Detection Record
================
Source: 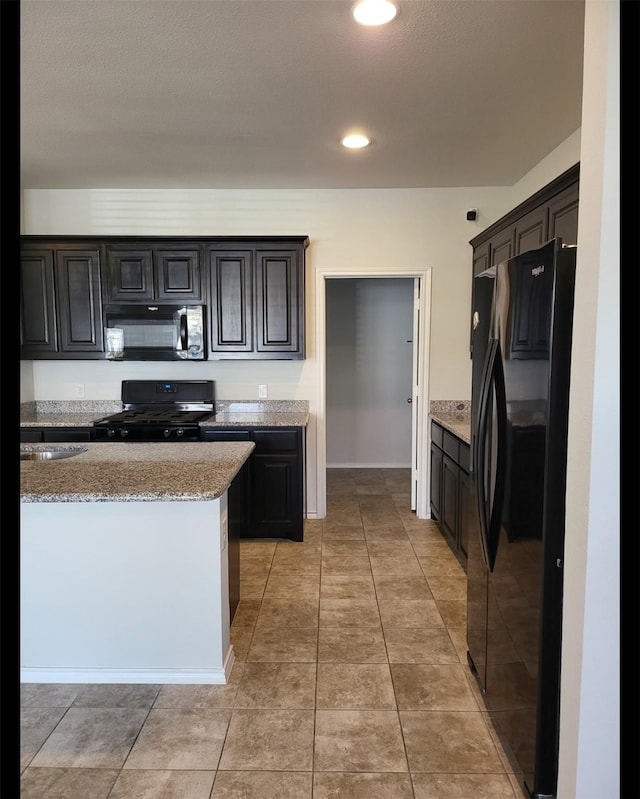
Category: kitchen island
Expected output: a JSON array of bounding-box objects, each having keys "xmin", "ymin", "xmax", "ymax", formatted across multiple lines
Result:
[{"xmin": 20, "ymin": 441, "xmax": 254, "ymax": 685}]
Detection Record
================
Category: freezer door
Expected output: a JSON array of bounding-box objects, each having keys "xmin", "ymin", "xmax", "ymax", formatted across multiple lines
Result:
[{"xmin": 466, "ymin": 270, "xmax": 497, "ymax": 694}]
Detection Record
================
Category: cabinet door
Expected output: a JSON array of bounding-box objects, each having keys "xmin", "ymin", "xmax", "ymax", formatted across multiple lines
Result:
[
  {"xmin": 430, "ymin": 443, "xmax": 442, "ymax": 521},
  {"xmin": 458, "ymin": 464, "xmax": 471, "ymax": 568},
  {"xmin": 155, "ymin": 247, "xmax": 202, "ymax": 301},
  {"xmin": 55, "ymin": 249, "xmax": 104, "ymax": 354},
  {"xmin": 470, "ymin": 242, "xmax": 490, "ymax": 355},
  {"xmin": 20, "ymin": 249, "xmax": 58, "ymax": 356},
  {"xmin": 255, "ymin": 250, "xmax": 304, "ymax": 357},
  {"xmin": 472, "ymin": 242, "xmax": 490, "ymax": 277},
  {"xmin": 251, "ymin": 454, "xmax": 302, "ymax": 540},
  {"xmin": 514, "ymin": 206, "xmax": 547, "ymax": 255},
  {"xmin": 208, "ymin": 250, "xmax": 254, "ymax": 355},
  {"xmin": 251, "ymin": 429, "xmax": 303, "ymax": 541},
  {"xmin": 490, "ymin": 228, "xmax": 515, "ymax": 267},
  {"xmin": 547, "ymin": 183, "xmax": 579, "ymax": 247},
  {"xmin": 105, "ymin": 248, "xmax": 154, "ymax": 302},
  {"xmin": 441, "ymin": 454, "xmax": 459, "ymax": 551},
  {"xmin": 227, "ymin": 460, "xmax": 250, "ymax": 621}
]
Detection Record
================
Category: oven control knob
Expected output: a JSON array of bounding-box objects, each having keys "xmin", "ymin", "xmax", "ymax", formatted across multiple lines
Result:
[
  {"xmin": 163, "ymin": 429, "xmax": 172, "ymax": 438},
  {"xmin": 176, "ymin": 428, "xmax": 185, "ymax": 437},
  {"xmin": 120, "ymin": 429, "xmax": 129, "ymax": 438},
  {"xmin": 107, "ymin": 429, "xmax": 116, "ymax": 439}
]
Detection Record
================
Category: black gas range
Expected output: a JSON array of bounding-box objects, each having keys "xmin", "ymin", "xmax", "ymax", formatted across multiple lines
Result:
[{"xmin": 93, "ymin": 380, "xmax": 215, "ymax": 441}]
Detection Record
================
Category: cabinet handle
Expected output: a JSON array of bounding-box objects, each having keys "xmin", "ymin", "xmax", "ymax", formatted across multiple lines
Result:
[{"xmin": 407, "ymin": 398, "xmax": 412, "ymax": 403}]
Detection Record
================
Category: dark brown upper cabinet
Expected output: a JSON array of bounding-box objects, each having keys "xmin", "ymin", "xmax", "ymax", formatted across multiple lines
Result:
[
  {"xmin": 490, "ymin": 227, "xmax": 515, "ymax": 268},
  {"xmin": 21, "ymin": 235, "xmax": 309, "ymax": 361},
  {"xmin": 547, "ymin": 184, "xmax": 580, "ymax": 246},
  {"xmin": 206, "ymin": 238, "xmax": 307, "ymax": 360},
  {"xmin": 208, "ymin": 249, "xmax": 254, "ymax": 354},
  {"xmin": 20, "ymin": 243, "xmax": 104, "ymax": 359},
  {"xmin": 514, "ymin": 206, "xmax": 547, "ymax": 255},
  {"xmin": 255, "ymin": 249, "xmax": 303, "ymax": 356},
  {"xmin": 469, "ymin": 163, "xmax": 579, "ymax": 355},
  {"xmin": 105, "ymin": 243, "xmax": 203, "ymax": 303}
]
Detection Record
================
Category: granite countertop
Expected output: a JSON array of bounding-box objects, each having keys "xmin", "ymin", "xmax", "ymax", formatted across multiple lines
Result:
[
  {"xmin": 430, "ymin": 412, "xmax": 471, "ymax": 445},
  {"xmin": 20, "ymin": 441, "xmax": 255, "ymax": 503},
  {"xmin": 20, "ymin": 400, "xmax": 310, "ymax": 428},
  {"xmin": 429, "ymin": 401, "xmax": 471, "ymax": 445},
  {"xmin": 205, "ymin": 411, "xmax": 309, "ymax": 427},
  {"xmin": 20, "ymin": 402, "xmax": 122, "ymax": 427}
]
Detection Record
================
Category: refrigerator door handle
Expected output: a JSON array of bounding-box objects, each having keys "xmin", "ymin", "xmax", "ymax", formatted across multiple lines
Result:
[
  {"xmin": 474, "ymin": 338, "xmax": 508, "ymax": 573},
  {"xmin": 474, "ymin": 339, "xmax": 496, "ymax": 570},
  {"xmin": 485, "ymin": 341, "xmax": 507, "ymax": 572}
]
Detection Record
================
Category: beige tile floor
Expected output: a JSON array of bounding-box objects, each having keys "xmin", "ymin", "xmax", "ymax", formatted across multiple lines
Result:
[{"xmin": 20, "ymin": 468, "xmax": 525, "ymax": 799}]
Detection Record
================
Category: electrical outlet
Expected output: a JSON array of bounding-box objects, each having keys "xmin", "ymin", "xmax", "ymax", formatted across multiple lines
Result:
[
  {"xmin": 221, "ymin": 516, "xmax": 228, "ymax": 551},
  {"xmin": 74, "ymin": 383, "xmax": 85, "ymax": 399},
  {"xmin": 258, "ymin": 384, "xmax": 268, "ymax": 399}
]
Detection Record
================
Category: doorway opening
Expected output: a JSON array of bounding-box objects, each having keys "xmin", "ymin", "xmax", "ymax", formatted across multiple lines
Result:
[{"xmin": 315, "ymin": 266, "xmax": 432, "ymax": 519}]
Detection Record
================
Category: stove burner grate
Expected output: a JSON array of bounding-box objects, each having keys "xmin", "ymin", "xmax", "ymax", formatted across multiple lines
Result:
[{"xmin": 96, "ymin": 410, "xmax": 213, "ymax": 426}]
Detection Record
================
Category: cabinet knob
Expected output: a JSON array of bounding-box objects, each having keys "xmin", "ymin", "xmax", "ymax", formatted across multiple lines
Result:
[{"xmin": 407, "ymin": 398, "xmax": 412, "ymax": 404}]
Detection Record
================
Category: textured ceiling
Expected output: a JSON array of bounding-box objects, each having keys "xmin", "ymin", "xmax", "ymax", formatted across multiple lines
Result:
[{"xmin": 20, "ymin": 0, "xmax": 585, "ymax": 190}]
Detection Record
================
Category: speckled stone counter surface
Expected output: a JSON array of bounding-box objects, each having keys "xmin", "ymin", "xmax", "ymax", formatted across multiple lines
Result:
[
  {"xmin": 20, "ymin": 441, "xmax": 254, "ymax": 503},
  {"xmin": 206, "ymin": 400, "xmax": 309, "ymax": 428},
  {"xmin": 20, "ymin": 400, "xmax": 309, "ymax": 428},
  {"xmin": 429, "ymin": 400, "xmax": 471, "ymax": 445},
  {"xmin": 20, "ymin": 400, "xmax": 123, "ymax": 427}
]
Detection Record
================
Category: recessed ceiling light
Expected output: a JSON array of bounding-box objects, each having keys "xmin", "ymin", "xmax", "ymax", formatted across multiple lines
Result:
[
  {"xmin": 341, "ymin": 134, "xmax": 371, "ymax": 149},
  {"xmin": 352, "ymin": 0, "xmax": 398, "ymax": 26}
]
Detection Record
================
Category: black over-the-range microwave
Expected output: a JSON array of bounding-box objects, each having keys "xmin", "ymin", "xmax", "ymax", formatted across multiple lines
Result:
[{"xmin": 103, "ymin": 304, "xmax": 206, "ymax": 361}]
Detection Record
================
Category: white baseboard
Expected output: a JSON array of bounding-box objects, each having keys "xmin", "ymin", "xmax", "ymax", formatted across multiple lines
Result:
[
  {"xmin": 326, "ymin": 462, "xmax": 412, "ymax": 468},
  {"xmin": 21, "ymin": 647, "xmax": 236, "ymax": 685}
]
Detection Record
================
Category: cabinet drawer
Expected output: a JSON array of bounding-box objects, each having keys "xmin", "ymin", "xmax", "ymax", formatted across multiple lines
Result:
[
  {"xmin": 431, "ymin": 422, "xmax": 444, "ymax": 449},
  {"xmin": 252, "ymin": 429, "xmax": 299, "ymax": 452},
  {"xmin": 201, "ymin": 428, "xmax": 251, "ymax": 442},
  {"xmin": 458, "ymin": 441, "xmax": 470, "ymax": 473},
  {"xmin": 21, "ymin": 427, "xmax": 93, "ymax": 443},
  {"xmin": 442, "ymin": 430, "xmax": 459, "ymax": 462},
  {"xmin": 20, "ymin": 429, "xmax": 43, "ymax": 443}
]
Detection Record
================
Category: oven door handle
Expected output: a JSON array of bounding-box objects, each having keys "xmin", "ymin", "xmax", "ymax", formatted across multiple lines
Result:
[{"xmin": 179, "ymin": 311, "xmax": 188, "ymax": 352}]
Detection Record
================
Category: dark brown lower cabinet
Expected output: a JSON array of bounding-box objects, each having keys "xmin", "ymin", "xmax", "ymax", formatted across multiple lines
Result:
[
  {"xmin": 430, "ymin": 443, "xmax": 443, "ymax": 523},
  {"xmin": 430, "ymin": 420, "xmax": 470, "ymax": 571},
  {"xmin": 201, "ymin": 426, "xmax": 304, "ymax": 542},
  {"xmin": 226, "ymin": 459, "xmax": 250, "ymax": 622}
]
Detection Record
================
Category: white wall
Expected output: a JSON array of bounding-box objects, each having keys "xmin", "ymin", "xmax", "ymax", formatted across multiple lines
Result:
[
  {"xmin": 557, "ymin": 1, "xmax": 619, "ymax": 796},
  {"xmin": 326, "ymin": 278, "xmax": 413, "ymax": 467}
]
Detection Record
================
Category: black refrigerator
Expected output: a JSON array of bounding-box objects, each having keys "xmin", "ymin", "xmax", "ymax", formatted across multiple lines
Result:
[{"xmin": 466, "ymin": 238, "xmax": 577, "ymax": 799}]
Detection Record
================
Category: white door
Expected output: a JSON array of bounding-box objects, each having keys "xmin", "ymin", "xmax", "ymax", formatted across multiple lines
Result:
[
  {"xmin": 315, "ymin": 266, "xmax": 432, "ymax": 520},
  {"xmin": 410, "ymin": 278, "xmax": 420, "ymax": 510}
]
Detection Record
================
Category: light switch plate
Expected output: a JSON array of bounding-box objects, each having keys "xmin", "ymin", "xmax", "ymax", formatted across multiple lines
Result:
[{"xmin": 258, "ymin": 384, "xmax": 268, "ymax": 399}]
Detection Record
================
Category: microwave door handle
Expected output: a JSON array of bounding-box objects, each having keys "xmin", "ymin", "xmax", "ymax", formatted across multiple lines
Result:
[{"xmin": 179, "ymin": 311, "xmax": 188, "ymax": 351}]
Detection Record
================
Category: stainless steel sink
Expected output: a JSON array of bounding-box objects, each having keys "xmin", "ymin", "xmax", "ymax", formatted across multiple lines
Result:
[{"xmin": 20, "ymin": 446, "xmax": 88, "ymax": 462}]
